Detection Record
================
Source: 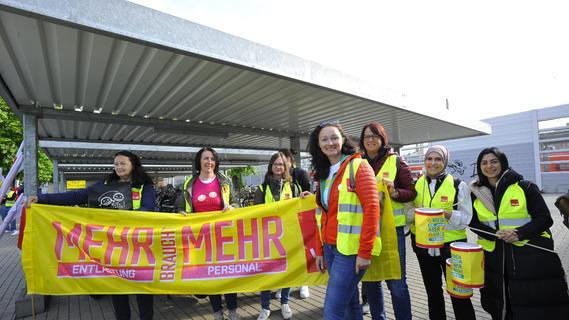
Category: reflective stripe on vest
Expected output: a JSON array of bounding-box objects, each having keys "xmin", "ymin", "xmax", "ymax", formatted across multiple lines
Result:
[
  {"xmin": 259, "ymin": 181, "xmax": 293, "ymax": 203},
  {"xmin": 413, "ymin": 174, "xmax": 467, "ymax": 242},
  {"xmin": 335, "ymin": 158, "xmax": 382, "ymax": 256},
  {"xmin": 377, "ymin": 155, "xmax": 406, "ymax": 227},
  {"xmin": 473, "ymin": 182, "xmax": 550, "ymax": 252},
  {"xmin": 183, "ymin": 175, "xmax": 231, "ymax": 212}
]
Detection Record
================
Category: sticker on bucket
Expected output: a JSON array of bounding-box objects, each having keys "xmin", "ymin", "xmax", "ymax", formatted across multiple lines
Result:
[
  {"xmin": 446, "ymin": 258, "xmax": 473, "ymax": 299},
  {"xmin": 415, "ymin": 208, "xmax": 445, "ymax": 248},
  {"xmin": 450, "ymin": 242, "xmax": 484, "ymax": 289}
]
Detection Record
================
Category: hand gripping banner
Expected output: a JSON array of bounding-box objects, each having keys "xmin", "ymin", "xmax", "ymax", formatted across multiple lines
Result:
[{"xmin": 22, "ymin": 196, "xmax": 327, "ymax": 295}]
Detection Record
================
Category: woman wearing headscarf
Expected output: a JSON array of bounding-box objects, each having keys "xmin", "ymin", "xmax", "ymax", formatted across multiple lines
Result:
[
  {"xmin": 358, "ymin": 122, "xmax": 415, "ymax": 320},
  {"xmin": 406, "ymin": 145, "xmax": 475, "ymax": 320},
  {"xmin": 469, "ymin": 147, "xmax": 569, "ymax": 319}
]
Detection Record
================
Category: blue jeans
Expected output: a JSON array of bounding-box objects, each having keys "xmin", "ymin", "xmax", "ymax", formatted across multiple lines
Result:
[
  {"xmin": 261, "ymin": 288, "xmax": 291, "ymax": 309},
  {"xmin": 323, "ymin": 244, "xmax": 366, "ymax": 320},
  {"xmin": 0, "ymin": 205, "xmax": 16, "ymax": 231},
  {"xmin": 362, "ymin": 227, "xmax": 412, "ymax": 320}
]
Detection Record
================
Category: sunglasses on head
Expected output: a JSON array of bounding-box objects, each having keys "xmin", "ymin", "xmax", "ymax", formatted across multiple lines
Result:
[{"xmin": 319, "ymin": 119, "xmax": 340, "ymax": 127}]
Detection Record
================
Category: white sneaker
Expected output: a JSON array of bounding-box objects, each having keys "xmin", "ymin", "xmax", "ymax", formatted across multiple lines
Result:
[
  {"xmin": 274, "ymin": 289, "xmax": 282, "ymax": 299},
  {"xmin": 228, "ymin": 309, "xmax": 240, "ymax": 320},
  {"xmin": 299, "ymin": 286, "xmax": 309, "ymax": 299},
  {"xmin": 257, "ymin": 308, "xmax": 270, "ymax": 320},
  {"xmin": 362, "ymin": 302, "xmax": 370, "ymax": 315},
  {"xmin": 10, "ymin": 230, "xmax": 19, "ymax": 236},
  {"xmin": 213, "ymin": 310, "xmax": 225, "ymax": 320},
  {"xmin": 281, "ymin": 303, "xmax": 292, "ymax": 319}
]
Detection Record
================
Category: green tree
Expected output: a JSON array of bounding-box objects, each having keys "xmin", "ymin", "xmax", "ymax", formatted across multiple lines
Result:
[
  {"xmin": 226, "ymin": 165, "xmax": 257, "ymax": 190},
  {"xmin": 0, "ymin": 98, "xmax": 52, "ymax": 183}
]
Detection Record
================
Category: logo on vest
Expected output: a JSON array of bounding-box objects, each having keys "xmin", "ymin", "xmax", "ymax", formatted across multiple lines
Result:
[
  {"xmin": 383, "ymin": 172, "xmax": 389, "ymax": 178},
  {"xmin": 510, "ymin": 199, "xmax": 519, "ymax": 206},
  {"xmin": 440, "ymin": 196, "xmax": 448, "ymax": 202}
]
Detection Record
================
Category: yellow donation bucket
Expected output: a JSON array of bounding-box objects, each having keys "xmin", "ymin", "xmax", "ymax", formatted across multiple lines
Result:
[
  {"xmin": 415, "ymin": 208, "xmax": 445, "ymax": 248},
  {"xmin": 446, "ymin": 258, "xmax": 473, "ymax": 299},
  {"xmin": 450, "ymin": 242, "xmax": 484, "ymax": 288}
]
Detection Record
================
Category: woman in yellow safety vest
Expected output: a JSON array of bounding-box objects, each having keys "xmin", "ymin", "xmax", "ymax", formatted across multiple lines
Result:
[
  {"xmin": 469, "ymin": 147, "xmax": 569, "ymax": 320},
  {"xmin": 406, "ymin": 145, "xmax": 475, "ymax": 320},
  {"xmin": 254, "ymin": 152, "xmax": 299, "ymax": 320},
  {"xmin": 176, "ymin": 146, "xmax": 240, "ymax": 320},
  {"xmin": 302, "ymin": 120, "xmax": 380, "ymax": 320},
  {"xmin": 27, "ymin": 150, "xmax": 156, "ymax": 320},
  {"xmin": 359, "ymin": 122, "xmax": 415, "ymax": 320}
]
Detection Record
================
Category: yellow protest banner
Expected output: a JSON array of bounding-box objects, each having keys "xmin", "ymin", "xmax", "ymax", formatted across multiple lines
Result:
[{"xmin": 22, "ymin": 196, "xmax": 327, "ymax": 295}]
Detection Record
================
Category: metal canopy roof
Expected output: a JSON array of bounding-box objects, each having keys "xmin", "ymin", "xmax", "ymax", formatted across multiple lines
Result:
[{"xmin": 0, "ymin": 0, "xmax": 490, "ymax": 176}]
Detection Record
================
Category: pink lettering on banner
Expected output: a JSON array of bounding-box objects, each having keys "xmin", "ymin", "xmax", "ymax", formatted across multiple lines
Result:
[
  {"xmin": 181, "ymin": 224, "xmax": 212, "ymax": 263},
  {"xmin": 181, "ymin": 258, "xmax": 287, "ymax": 280},
  {"xmin": 215, "ymin": 221, "xmax": 235, "ymax": 262},
  {"xmin": 237, "ymin": 218, "xmax": 259, "ymax": 260},
  {"xmin": 262, "ymin": 217, "xmax": 286, "ymax": 258},
  {"xmin": 57, "ymin": 262, "xmax": 155, "ymax": 281},
  {"xmin": 131, "ymin": 227, "xmax": 156, "ymax": 265}
]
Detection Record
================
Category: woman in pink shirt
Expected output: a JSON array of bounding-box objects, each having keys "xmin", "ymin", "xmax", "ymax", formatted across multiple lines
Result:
[{"xmin": 178, "ymin": 146, "xmax": 238, "ymax": 320}]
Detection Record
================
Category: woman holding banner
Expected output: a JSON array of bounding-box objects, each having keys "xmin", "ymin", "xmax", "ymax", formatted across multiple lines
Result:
[
  {"xmin": 469, "ymin": 147, "xmax": 569, "ymax": 319},
  {"xmin": 27, "ymin": 150, "xmax": 156, "ymax": 320},
  {"xmin": 405, "ymin": 145, "xmax": 475, "ymax": 320},
  {"xmin": 358, "ymin": 122, "xmax": 415, "ymax": 320},
  {"xmin": 302, "ymin": 120, "xmax": 379, "ymax": 320},
  {"xmin": 177, "ymin": 146, "xmax": 240, "ymax": 320},
  {"xmin": 254, "ymin": 151, "xmax": 299, "ymax": 320}
]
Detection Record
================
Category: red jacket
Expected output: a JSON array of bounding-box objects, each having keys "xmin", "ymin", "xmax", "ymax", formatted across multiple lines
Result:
[{"xmin": 315, "ymin": 153, "xmax": 380, "ymax": 259}]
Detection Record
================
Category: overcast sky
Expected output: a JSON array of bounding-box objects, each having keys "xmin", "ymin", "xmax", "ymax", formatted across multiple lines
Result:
[{"xmin": 130, "ymin": 0, "xmax": 569, "ymax": 121}]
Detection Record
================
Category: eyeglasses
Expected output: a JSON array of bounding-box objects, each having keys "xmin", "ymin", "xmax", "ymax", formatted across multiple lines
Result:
[
  {"xmin": 273, "ymin": 163, "xmax": 285, "ymax": 167},
  {"xmin": 319, "ymin": 119, "xmax": 340, "ymax": 127},
  {"xmin": 319, "ymin": 136, "xmax": 341, "ymax": 144},
  {"xmin": 364, "ymin": 134, "xmax": 381, "ymax": 140}
]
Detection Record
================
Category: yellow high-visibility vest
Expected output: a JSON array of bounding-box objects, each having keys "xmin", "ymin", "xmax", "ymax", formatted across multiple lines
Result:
[
  {"xmin": 413, "ymin": 175, "xmax": 467, "ymax": 242},
  {"xmin": 474, "ymin": 182, "xmax": 551, "ymax": 252},
  {"xmin": 258, "ymin": 181, "xmax": 293, "ymax": 203},
  {"xmin": 5, "ymin": 190, "xmax": 16, "ymax": 207},
  {"xmin": 316, "ymin": 158, "xmax": 382, "ymax": 256},
  {"xmin": 131, "ymin": 186, "xmax": 142, "ymax": 210},
  {"xmin": 377, "ymin": 155, "xmax": 406, "ymax": 227}
]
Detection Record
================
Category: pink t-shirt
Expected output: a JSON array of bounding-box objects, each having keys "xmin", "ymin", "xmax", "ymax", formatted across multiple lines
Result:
[{"xmin": 191, "ymin": 177, "xmax": 223, "ymax": 213}]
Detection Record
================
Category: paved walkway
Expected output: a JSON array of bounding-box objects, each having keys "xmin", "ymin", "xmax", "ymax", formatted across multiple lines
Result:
[{"xmin": 1, "ymin": 195, "xmax": 568, "ymax": 319}]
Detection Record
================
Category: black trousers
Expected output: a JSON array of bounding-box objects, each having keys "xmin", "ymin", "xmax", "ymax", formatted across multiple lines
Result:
[
  {"xmin": 111, "ymin": 294, "xmax": 154, "ymax": 320},
  {"xmin": 411, "ymin": 235, "xmax": 476, "ymax": 320}
]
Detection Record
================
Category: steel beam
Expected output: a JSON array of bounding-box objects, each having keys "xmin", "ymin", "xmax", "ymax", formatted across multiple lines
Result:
[{"xmin": 19, "ymin": 105, "xmax": 295, "ymax": 138}]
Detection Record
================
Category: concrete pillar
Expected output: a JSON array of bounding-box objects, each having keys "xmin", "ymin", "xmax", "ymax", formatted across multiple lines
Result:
[
  {"xmin": 17, "ymin": 113, "xmax": 46, "ymax": 317},
  {"xmin": 23, "ymin": 114, "xmax": 38, "ymax": 196},
  {"xmin": 60, "ymin": 173, "xmax": 67, "ymax": 192},
  {"xmin": 52, "ymin": 159, "xmax": 59, "ymax": 192}
]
